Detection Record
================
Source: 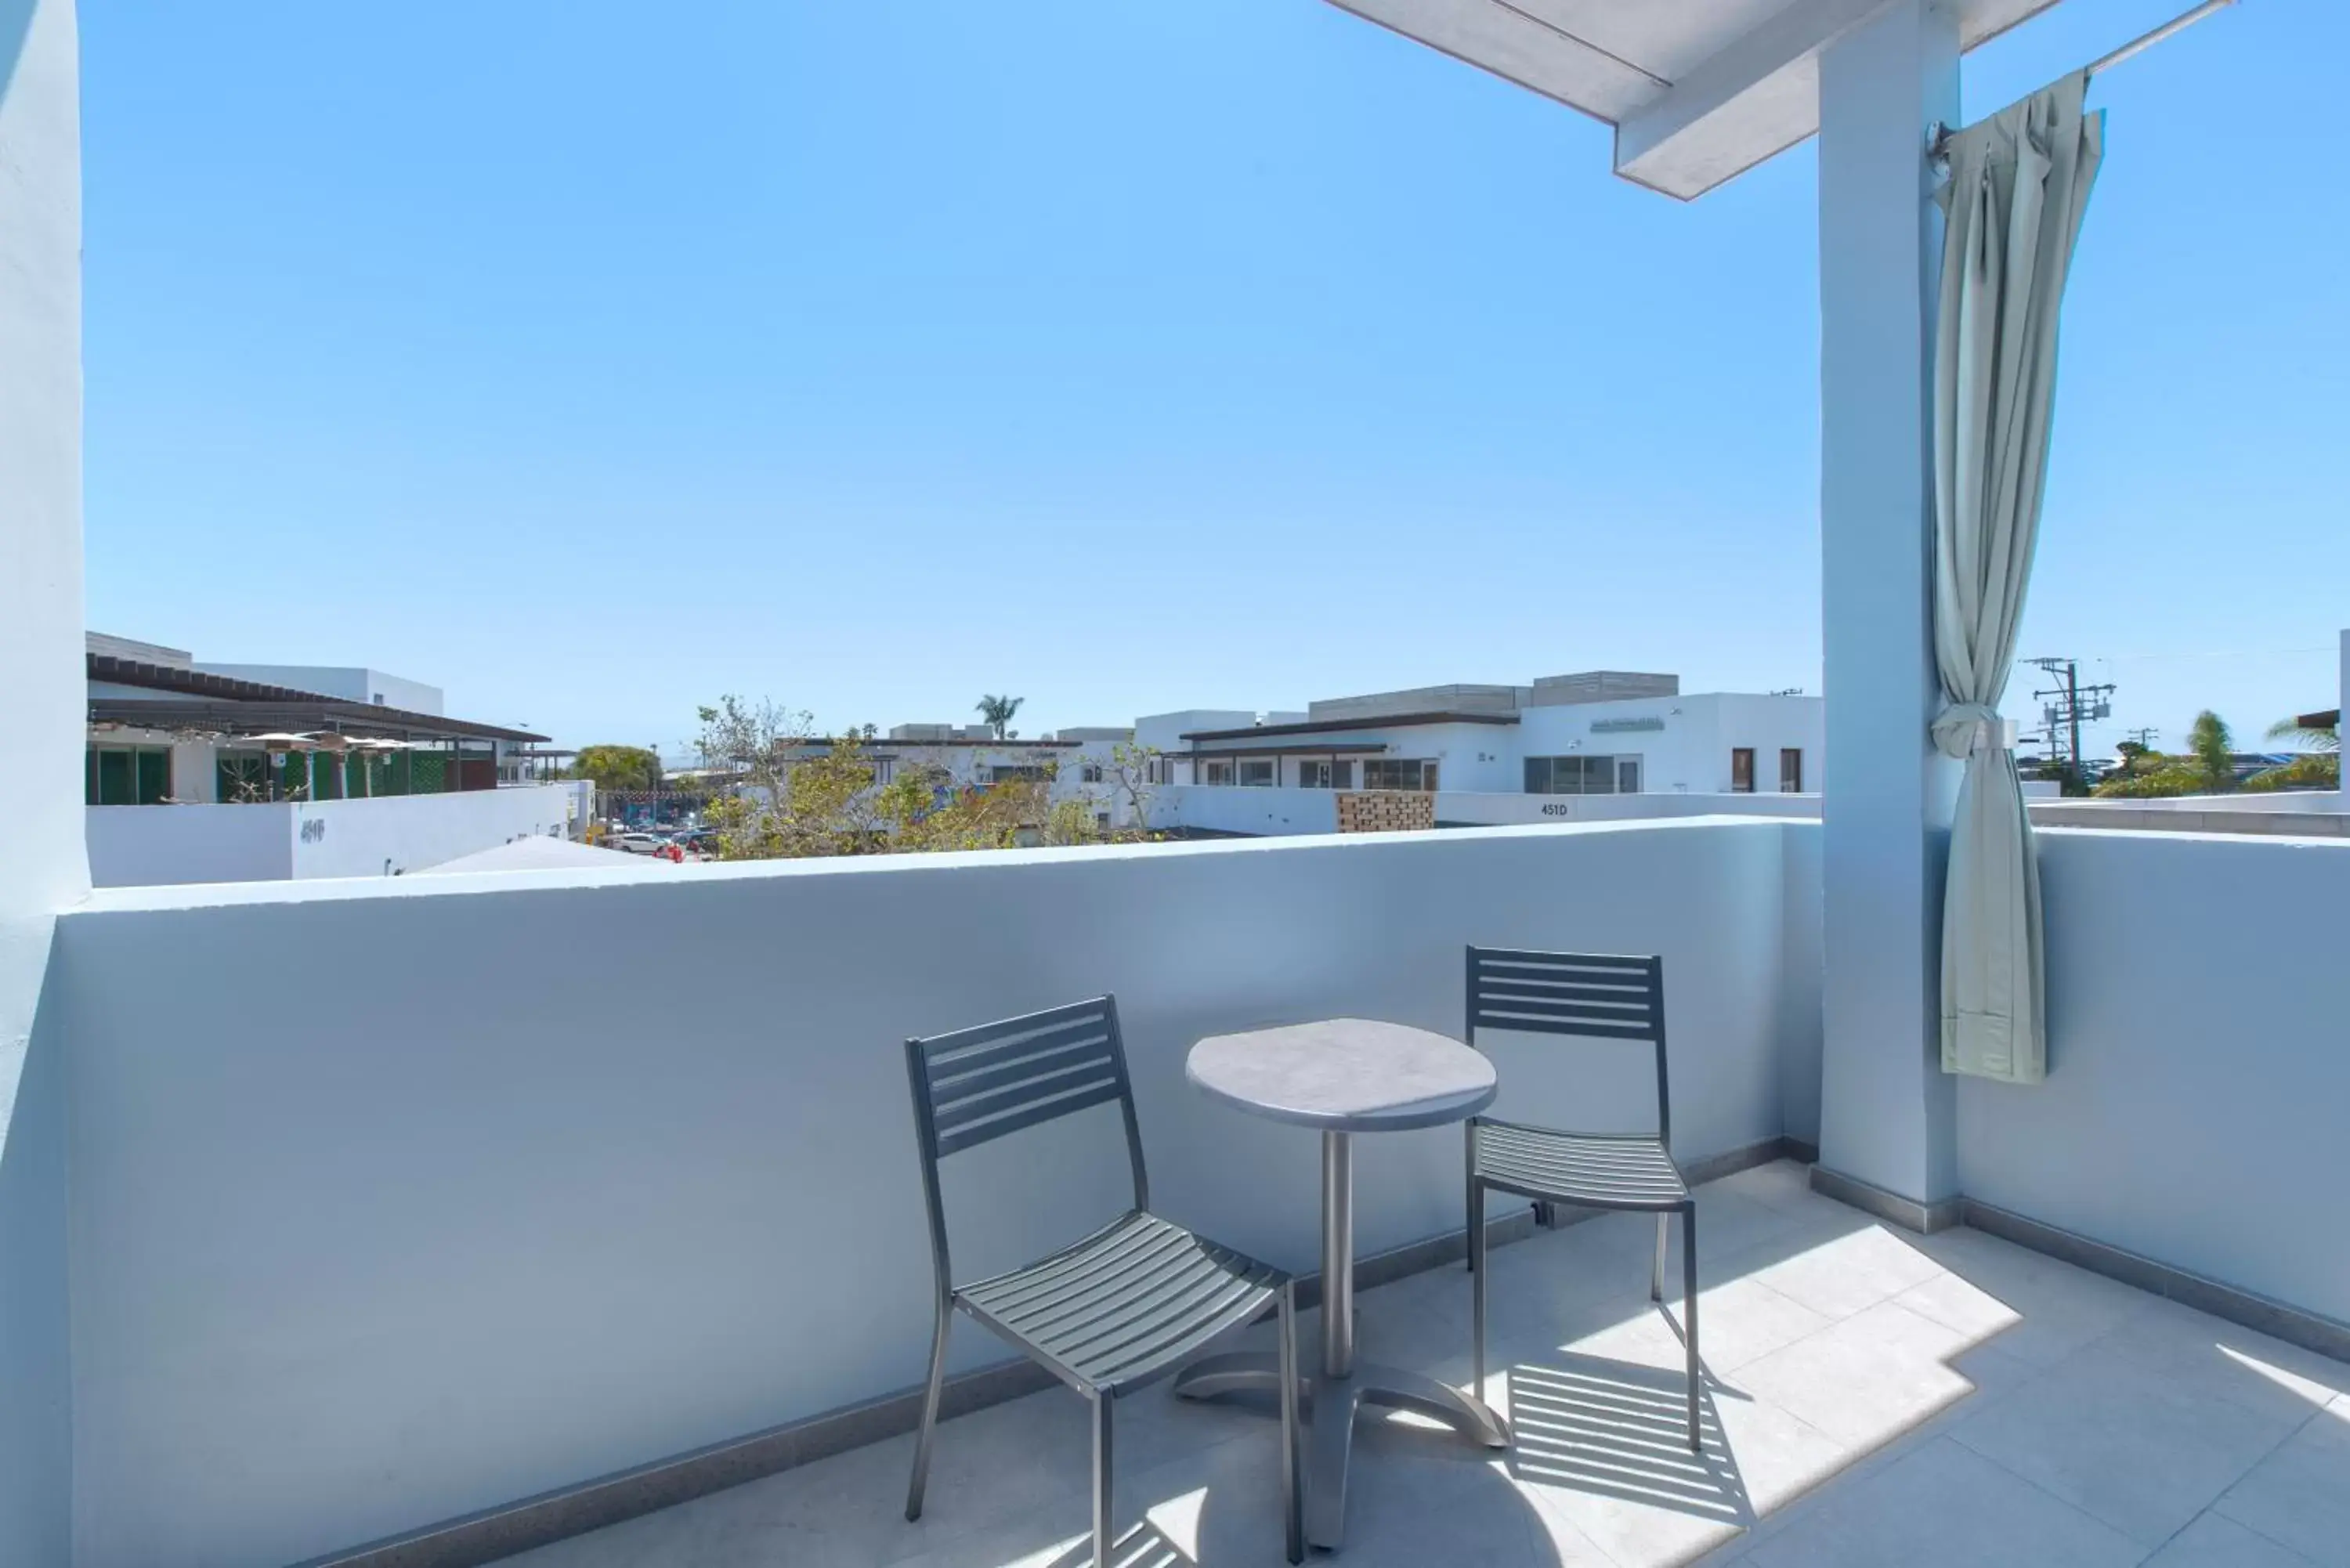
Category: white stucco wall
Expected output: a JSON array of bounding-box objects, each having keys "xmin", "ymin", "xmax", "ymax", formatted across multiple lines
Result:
[
  {"xmin": 1434, "ymin": 791, "xmax": 1818, "ymax": 828},
  {"xmin": 1154, "ymin": 785, "xmax": 1818, "ymax": 837},
  {"xmin": 290, "ymin": 784, "xmax": 580, "ymax": 880},
  {"xmin": 1379, "ymin": 721, "xmax": 1517, "ymax": 793},
  {"xmin": 85, "ymin": 785, "xmax": 586, "ymax": 888},
  {"xmin": 85, "ymin": 804, "xmax": 293, "ymax": 886},
  {"xmin": 0, "ymin": 2, "xmax": 82, "ymax": 1563},
  {"xmin": 2036, "ymin": 790, "xmax": 2343, "ymax": 815},
  {"xmin": 1704, "ymin": 694, "xmax": 1828, "ymax": 795},
  {"xmin": 1515, "ymin": 693, "xmax": 1823, "ymax": 797},
  {"xmin": 1778, "ymin": 822, "xmax": 1825, "ymax": 1151},
  {"xmin": 1133, "ymin": 710, "xmax": 1259, "ymax": 754},
  {"xmin": 52, "ymin": 820, "xmax": 1802, "ymax": 1568},
  {"xmin": 195, "ymin": 663, "xmax": 444, "ymax": 715},
  {"xmin": 1957, "ymin": 829, "xmax": 2350, "ymax": 1325},
  {"xmin": 1153, "ymin": 782, "xmax": 1340, "ymax": 836}
]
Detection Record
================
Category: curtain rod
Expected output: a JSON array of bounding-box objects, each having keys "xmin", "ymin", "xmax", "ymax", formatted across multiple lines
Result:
[{"xmin": 1927, "ymin": 0, "xmax": 2240, "ymax": 161}]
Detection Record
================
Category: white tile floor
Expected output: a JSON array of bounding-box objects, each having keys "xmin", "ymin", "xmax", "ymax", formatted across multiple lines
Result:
[{"xmin": 504, "ymin": 1162, "xmax": 2350, "ymax": 1568}]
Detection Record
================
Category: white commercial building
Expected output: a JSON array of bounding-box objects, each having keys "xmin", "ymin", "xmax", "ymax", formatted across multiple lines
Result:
[
  {"xmin": 81, "ymin": 633, "xmax": 587, "ymax": 885},
  {"xmin": 1138, "ymin": 673, "xmax": 1820, "ymax": 830}
]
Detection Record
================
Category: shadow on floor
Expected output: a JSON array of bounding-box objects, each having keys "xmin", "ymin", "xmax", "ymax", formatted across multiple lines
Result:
[
  {"xmin": 1506, "ymin": 1353, "xmax": 1753, "ymax": 1529},
  {"xmin": 1025, "ymin": 1518, "xmax": 1195, "ymax": 1568}
]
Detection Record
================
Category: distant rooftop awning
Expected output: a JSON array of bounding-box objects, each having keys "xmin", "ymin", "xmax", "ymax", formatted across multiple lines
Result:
[
  {"xmin": 2296, "ymin": 709, "xmax": 2340, "ymax": 730},
  {"xmin": 1323, "ymin": 0, "xmax": 2061, "ymax": 197},
  {"xmin": 1184, "ymin": 742, "xmax": 1391, "ymax": 760},
  {"xmin": 89, "ymin": 699, "xmax": 540, "ymax": 745},
  {"xmin": 795, "ymin": 737, "xmax": 1079, "ymax": 750},
  {"xmin": 87, "ymin": 652, "xmax": 546, "ymax": 744},
  {"xmin": 1182, "ymin": 711, "xmax": 1519, "ymax": 742}
]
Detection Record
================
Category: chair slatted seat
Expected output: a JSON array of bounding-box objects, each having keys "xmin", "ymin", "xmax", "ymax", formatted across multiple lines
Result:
[{"xmin": 903, "ymin": 997, "xmax": 1301, "ymax": 1566}]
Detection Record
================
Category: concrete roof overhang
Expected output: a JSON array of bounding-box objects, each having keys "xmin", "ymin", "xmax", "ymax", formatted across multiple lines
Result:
[{"xmin": 1324, "ymin": 0, "xmax": 2063, "ymax": 197}]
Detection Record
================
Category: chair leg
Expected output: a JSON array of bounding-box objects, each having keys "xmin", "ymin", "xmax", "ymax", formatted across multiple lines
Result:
[
  {"xmin": 1682, "ymin": 1205, "xmax": 1701, "ymax": 1452},
  {"xmin": 1650, "ymin": 1212, "xmax": 1667, "ymax": 1302},
  {"xmin": 1470, "ymin": 1180, "xmax": 1488, "ymax": 1399},
  {"xmin": 1463, "ymin": 1122, "xmax": 1478, "ymax": 1272},
  {"xmin": 905, "ymin": 1299, "xmax": 953, "ymax": 1521},
  {"xmin": 1277, "ymin": 1281, "xmax": 1302, "ymax": 1565},
  {"xmin": 1092, "ymin": 1390, "xmax": 1115, "ymax": 1568}
]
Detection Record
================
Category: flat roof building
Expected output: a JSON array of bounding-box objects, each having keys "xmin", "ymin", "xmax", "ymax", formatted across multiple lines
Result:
[{"xmin": 1141, "ymin": 672, "xmax": 1819, "ymax": 804}]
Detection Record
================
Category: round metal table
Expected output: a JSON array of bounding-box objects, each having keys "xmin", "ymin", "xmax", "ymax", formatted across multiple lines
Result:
[{"xmin": 1174, "ymin": 1018, "xmax": 1508, "ymax": 1551}]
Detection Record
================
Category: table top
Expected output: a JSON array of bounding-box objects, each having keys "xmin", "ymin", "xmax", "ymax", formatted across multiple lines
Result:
[{"xmin": 1186, "ymin": 1018, "xmax": 1497, "ymax": 1132}]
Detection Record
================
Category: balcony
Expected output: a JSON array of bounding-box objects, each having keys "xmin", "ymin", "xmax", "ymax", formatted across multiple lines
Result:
[
  {"xmin": 6, "ymin": 1, "xmax": 2348, "ymax": 1563},
  {"xmin": 19, "ymin": 816, "xmax": 2348, "ymax": 1567}
]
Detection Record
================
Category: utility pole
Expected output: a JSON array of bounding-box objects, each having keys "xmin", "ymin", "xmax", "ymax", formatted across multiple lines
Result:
[
  {"xmin": 2025, "ymin": 657, "xmax": 2116, "ymax": 786},
  {"xmin": 2124, "ymin": 726, "xmax": 2160, "ymax": 752}
]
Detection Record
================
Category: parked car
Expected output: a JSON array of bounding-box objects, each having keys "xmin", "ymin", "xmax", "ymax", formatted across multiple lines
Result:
[{"xmin": 604, "ymin": 832, "xmax": 669, "ymax": 854}]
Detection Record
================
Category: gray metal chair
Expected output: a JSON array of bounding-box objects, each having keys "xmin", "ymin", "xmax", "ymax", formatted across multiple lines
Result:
[
  {"xmin": 1461, "ymin": 948, "xmax": 1701, "ymax": 1451},
  {"xmin": 903, "ymin": 995, "xmax": 1302, "ymax": 1566}
]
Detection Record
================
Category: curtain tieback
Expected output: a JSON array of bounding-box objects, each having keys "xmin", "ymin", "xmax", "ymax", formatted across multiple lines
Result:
[{"xmin": 1931, "ymin": 703, "xmax": 2012, "ymax": 760}]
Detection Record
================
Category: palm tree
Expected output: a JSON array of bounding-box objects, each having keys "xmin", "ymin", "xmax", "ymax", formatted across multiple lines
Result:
[
  {"xmin": 2265, "ymin": 714, "xmax": 2340, "ymax": 753},
  {"xmin": 975, "ymin": 694, "xmax": 1024, "ymax": 741},
  {"xmin": 2186, "ymin": 710, "xmax": 2234, "ymax": 793},
  {"xmin": 2247, "ymin": 710, "xmax": 2341, "ymax": 792}
]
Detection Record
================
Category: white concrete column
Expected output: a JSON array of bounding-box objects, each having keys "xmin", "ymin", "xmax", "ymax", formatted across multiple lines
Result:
[
  {"xmin": 0, "ymin": 0, "xmax": 87, "ymax": 923},
  {"xmin": 1813, "ymin": 0, "xmax": 1964, "ymax": 1222},
  {"xmin": 0, "ymin": 3, "xmax": 85, "ymax": 1563}
]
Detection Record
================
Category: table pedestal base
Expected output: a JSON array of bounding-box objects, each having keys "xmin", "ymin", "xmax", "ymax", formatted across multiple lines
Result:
[{"xmin": 1173, "ymin": 1353, "xmax": 1509, "ymax": 1548}]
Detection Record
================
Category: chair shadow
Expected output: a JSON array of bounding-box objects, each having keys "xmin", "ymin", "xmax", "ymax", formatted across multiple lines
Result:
[
  {"xmin": 1504, "ymin": 1350, "xmax": 1755, "ymax": 1530},
  {"xmin": 1029, "ymin": 1518, "xmax": 1195, "ymax": 1568}
]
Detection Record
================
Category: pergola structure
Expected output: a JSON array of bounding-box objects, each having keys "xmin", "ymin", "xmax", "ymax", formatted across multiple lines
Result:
[
  {"xmin": 85, "ymin": 652, "xmax": 546, "ymax": 748},
  {"xmin": 1306, "ymin": 0, "xmax": 2089, "ymax": 1224}
]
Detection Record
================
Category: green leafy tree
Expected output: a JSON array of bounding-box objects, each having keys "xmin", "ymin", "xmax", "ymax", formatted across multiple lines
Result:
[
  {"xmin": 2242, "ymin": 753, "xmax": 2338, "ymax": 792},
  {"xmin": 1086, "ymin": 740, "xmax": 1167, "ymax": 836},
  {"xmin": 690, "ymin": 696, "xmax": 1177, "ymax": 859},
  {"xmin": 2092, "ymin": 710, "xmax": 2247, "ymax": 799},
  {"xmin": 2187, "ymin": 710, "xmax": 2235, "ymax": 794},
  {"xmin": 571, "ymin": 744, "xmax": 663, "ymax": 792},
  {"xmin": 692, "ymin": 697, "xmax": 815, "ymax": 858},
  {"xmin": 975, "ymin": 694, "xmax": 1024, "ymax": 740}
]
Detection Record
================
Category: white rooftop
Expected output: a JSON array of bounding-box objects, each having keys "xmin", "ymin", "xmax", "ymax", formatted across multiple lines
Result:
[{"xmin": 418, "ymin": 837, "xmax": 669, "ymax": 876}]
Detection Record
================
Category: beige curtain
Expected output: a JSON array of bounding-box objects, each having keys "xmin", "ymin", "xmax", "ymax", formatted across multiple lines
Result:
[{"xmin": 1932, "ymin": 73, "xmax": 2102, "ymax": 1084}]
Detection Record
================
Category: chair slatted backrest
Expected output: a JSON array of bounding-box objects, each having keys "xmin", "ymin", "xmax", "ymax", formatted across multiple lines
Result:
[
  {"xmin": 1465, "ymin": 947, "xmax": 1672, "ymax": 1146},
  {"xmin": 904, "ymin": 996, "xmax": 1149, "ymax": 1289}
]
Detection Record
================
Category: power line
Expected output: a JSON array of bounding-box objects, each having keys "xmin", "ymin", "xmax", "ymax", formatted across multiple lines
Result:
[{"xmin": 2017, "ymin": 646, "xmax": 2334, "ymax": 666}]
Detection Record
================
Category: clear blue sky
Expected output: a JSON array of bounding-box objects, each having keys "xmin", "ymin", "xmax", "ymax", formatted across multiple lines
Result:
[{"xmin": 81, "ymin": 0, "xmax": 2346, "ymax": 759}]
